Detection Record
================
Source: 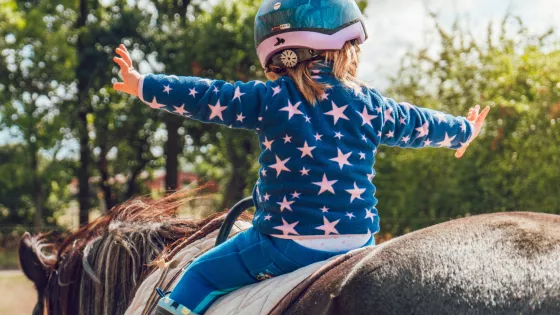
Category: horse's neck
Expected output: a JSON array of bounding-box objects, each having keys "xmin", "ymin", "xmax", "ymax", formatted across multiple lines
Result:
[{"xmin": 125, "ymin": 220, "xmax": 252, "ymax": 315}]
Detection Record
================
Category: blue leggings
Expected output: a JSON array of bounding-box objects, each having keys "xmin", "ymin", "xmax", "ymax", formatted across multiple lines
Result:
[{"xmin": 168, "ymin": 228, "xmax": 372, "ymax": 314}]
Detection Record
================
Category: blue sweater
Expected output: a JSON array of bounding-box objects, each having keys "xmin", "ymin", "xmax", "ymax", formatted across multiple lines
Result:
[{"xmin": 139, "ymin": 63, "xmax": 473, "ymax": 238}]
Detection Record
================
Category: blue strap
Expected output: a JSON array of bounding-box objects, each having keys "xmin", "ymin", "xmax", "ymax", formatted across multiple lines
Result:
[{"xmin": 156, "ymin": 287, "xmax": 171, "ymax": 298}]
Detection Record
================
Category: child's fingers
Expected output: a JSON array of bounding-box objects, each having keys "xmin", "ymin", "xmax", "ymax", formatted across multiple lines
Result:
[
  {"xmin": 113, "ymin": 57, "xmax": 128, "ymax": 71},
  {"xmin": 115, "ymin": 48, "xmax": 133, "ymax": 68},
  {"xmin": 476, "ymin": 106, "xmax": 491, "ymax": 124},
  {"xmin": 120, "ymin": 44, "xmax": 128, "ymax": 53},
  {"xmin": 113, "ymin": 82, "xmax": 125, "ymax": 92},
  {"xmin": 455, "ymin": 143, "xmax": 469, "ymax": 158},
  {"xmin": 467, "ymin": 108, "xmax": 476, "ymax": 121}
]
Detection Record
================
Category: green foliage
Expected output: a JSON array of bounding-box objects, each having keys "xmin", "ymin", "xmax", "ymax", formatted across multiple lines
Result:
[
  {"xmin": 0, "ymin": 0, "xmax": 76, "ymax": 231},
  {"xmin": 378, "ymin": 17, "xmax": 560, "ymax": 235},
  {"xmin": 186, "ymin": 0, "xmax": 264, "ymax": 207},
  {"xmin": 0, "ymin": 0, "xmax": 557, "ymax": 242},
  {"xmin": 140, "ymin": 0, "xmax": 265, "ymax": 208}
]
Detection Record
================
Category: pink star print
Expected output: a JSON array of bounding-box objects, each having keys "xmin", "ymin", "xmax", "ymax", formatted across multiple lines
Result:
[
  {"xmin": 269, "ymin": 155, "xmax": 291, "ymax": 177},
  {"xmin": 300, "ymin": 167, "xmax": 310, "ymax": 176},
  {"xmin": 280, "ymin": 100, "xmax": 303, "ymax": 120},
  {"xmin": 277, "ymin": 196, "xmax": 294, "ymax": 212},
  {"xmin": 262, "ymin": 136, "xmax": 274, "ymax": 151},
  {"xmin": 401, "ymin": 135, "xmax": 410, "ymax": 143},
  {"xmin": 434, "ymin": 113, "xmax": 447, "ymax": 124},
  {"xmin": 313, "ymin": 174, "xmax": 338, "ymax": 195},
  {"xmin": 384, "ymin": 107, "xmax": 395, "ymax": 124},
  {"xmin": 356, "ymin": 106, "xmax": 377, "ymax": 127},
  {"xmin": 189, "ymin": 88, "xmax": 197, "ymax": 97},
  {"xmin": 208, "ymin": 100, "xmax": 227, "ymax": 121},
  {"xmin": 365, "ymin": 209, "xmax": 377, "ymax": 222},
  {"xmin": 232, "ymin": 86, "xmax": 245, "ymax": 101},
  {"xmin": 325, "ymin": 101, "xmax": 350, "ymax": 125},
  {"xmin": 236, "ymin": 113, "xmax": 246, "ymax": 122},
  {"xmin": 346, "ymin": 182, "xmax": 365, "ymax": 203},
  {"xmin": 147, "ymin": 97, "xmax": 165, "ymax": 109},
  {"xmin": 415, "ymin": 122, "xmax": 429, "ymax": 139},
  {"xmin": 272, "ymin": 86, "xmax": 282, "ymax": 96},
  {"xmin": 173, "ymin": 104, "xmax": 188, "ymax": 115},
  {"xmin": 274, "ymin": 218, "xmax": 299, "ymax": 236},
  {"xmin": 316, "ymin": 216, "xmax": 340, "ymax": 235},
  {"xmin": 330, "ymin": 148, "xmax": 353, "ymax": 170},
  {"xmin": 437, "ymin": 133, "xmax": 456, "ymax": 147},
  {"xmin": 298, "ymin": 141, "xmax": 316, "ymax": 158}
]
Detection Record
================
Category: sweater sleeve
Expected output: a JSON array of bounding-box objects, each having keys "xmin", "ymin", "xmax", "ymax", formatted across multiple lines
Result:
[
  {"xmin": 372, "ymin": 91, "xmax": 473, "ymax": 149},
  {"xmin": 138, "ymin": 74, "xmax": 269, "ymax": 130}
]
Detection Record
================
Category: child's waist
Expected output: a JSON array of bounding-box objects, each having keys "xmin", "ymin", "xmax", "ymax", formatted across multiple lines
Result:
[{"xmin": 272, "ymin": 233, "xmax": 373, "ymax": 252}]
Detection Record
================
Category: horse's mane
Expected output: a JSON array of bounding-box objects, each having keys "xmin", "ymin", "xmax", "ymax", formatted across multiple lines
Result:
[{"xmin": 35, "ymin": 190, "xmax": 245, "ymax": 315}]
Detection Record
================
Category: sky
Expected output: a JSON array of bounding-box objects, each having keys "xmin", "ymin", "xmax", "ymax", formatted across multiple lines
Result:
[
  {"xmin": 1, "ymin": 0, "xmax": 559, "ymax": 148},
  {"xmin": 358, "ymin": 0, "xmax": 560, "ymax": 89}
]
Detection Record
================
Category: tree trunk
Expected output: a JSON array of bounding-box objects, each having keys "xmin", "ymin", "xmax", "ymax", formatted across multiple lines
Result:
[
  {"xmin": 162, "ymin": 0, "xmax": 192, "ymax": 193},
  {"xmin": 125, "ymin": 146, "xmax": 149, "ymax": 199},
  {"xmin": 77, "ymin": 0, "xmax": 90, "ymax": 226},
  {"xmin": 165, "ymin": 116, "xmax": 181, "ymax": 191},
  {"xmin": 77, "ymin": 110, "xmax": 90, "ymax": 226},
  {"xmin": 98, "ymin": 145, "xmax": 114, "ymax": 212},
  {"xmin": 30, "ymin": 144, "xmax": 43, "ymax": 233},
  {"xmin": 220, "ymin": 134, "xmax": 253, "ymax": 210}
]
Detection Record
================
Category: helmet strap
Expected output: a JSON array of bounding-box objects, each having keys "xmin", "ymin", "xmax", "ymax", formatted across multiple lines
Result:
[{"xmin": 266, "ymin": 49, "xmax": 324, "ymax": 72}]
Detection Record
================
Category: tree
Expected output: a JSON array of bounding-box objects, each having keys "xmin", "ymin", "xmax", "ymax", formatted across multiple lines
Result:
[
  {"xmin": 0, "ymin": 0, "xmax": 75, "ymax": 232},
  {"xmin": 378, "ymin": 16, "xmax": 560, "ymax": 236}
]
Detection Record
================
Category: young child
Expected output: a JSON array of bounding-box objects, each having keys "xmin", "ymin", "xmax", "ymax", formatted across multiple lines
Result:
[{"xmin": 113, "ymin": 0, "xmax": 490, "ymax": 314}]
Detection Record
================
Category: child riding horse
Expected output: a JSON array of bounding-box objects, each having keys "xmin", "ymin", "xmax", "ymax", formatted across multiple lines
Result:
[{"xmin": 113, "ymin": 0, "xmax": 490, "ymax": 313}]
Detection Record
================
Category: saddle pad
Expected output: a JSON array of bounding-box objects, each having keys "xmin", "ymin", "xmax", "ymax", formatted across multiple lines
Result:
[
  {"xmin": 126, "ymin": 221, "xmax": 356, "ymax": 315},
  {"xmin": 205, "ymin": 258, "xmax": 332, "ymax": 315},
  {"xmin": 126, "ymin": 221, "xmax": 252, "ymax": 315}
]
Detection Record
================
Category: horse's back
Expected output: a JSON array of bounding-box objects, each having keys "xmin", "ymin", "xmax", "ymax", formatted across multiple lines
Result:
[{"xmin": 279, "ymin": 212, "xmax": 560, "ymax": 315}]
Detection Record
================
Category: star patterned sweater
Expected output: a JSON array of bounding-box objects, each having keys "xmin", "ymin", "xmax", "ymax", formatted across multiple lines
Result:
[{"xmin": 138, "ymin": 63, "xmax": 473, "ymax": 239}]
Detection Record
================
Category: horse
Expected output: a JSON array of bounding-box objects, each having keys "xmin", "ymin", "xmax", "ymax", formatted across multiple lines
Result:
[{"xmin": 19, "ymin": 193, "xmax": 560, "ymax": 315}]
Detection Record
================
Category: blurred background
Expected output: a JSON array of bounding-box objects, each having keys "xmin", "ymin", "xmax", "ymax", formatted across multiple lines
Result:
[{"xmin": 0, "ymin": 0, "xmax": 559, "ymax": 312}]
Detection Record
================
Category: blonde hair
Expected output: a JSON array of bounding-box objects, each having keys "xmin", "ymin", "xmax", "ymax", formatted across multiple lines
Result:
[{"xmin": 266, "ymin": 41, "xmax": 364, "ymax": 105}]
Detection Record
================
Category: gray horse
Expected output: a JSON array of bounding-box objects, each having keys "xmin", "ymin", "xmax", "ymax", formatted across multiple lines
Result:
[{"xmin": 19, "ymin": 196, "xmax": 560, "ymax": 315}]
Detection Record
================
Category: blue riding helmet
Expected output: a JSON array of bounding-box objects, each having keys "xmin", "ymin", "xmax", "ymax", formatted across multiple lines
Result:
[{"xmin": 255, "ymin": 0, "xmax": 368, "ymax": 69}]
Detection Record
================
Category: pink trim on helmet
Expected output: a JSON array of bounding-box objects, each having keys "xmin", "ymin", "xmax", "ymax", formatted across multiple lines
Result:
[{"xmin": 256, "ymin": 22, "xmax": 367, "ymax": 68}]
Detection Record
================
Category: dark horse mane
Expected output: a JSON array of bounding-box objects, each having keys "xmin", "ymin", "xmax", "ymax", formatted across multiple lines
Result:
[{"xmin": 20, "ymin": 191, "xmax": 249, "ymax": 315}]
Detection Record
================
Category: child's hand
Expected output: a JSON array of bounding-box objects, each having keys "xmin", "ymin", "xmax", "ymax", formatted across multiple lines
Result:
[
  {"xmin": 455, "ymin": 105, "xmax": 490, "ymax": 159},
  {"xmin": 113, "ymin": 44, "xmax": 141, "ymax": 97}
]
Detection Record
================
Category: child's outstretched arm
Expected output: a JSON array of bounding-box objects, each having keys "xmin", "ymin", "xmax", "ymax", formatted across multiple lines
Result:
[
  {"xmin": 113, "ymin": 45, "xmax": 267, "ymax": 130},
  {"xmin": 373, "ymin": 91, "xmax": 489, "ymax": 158}
]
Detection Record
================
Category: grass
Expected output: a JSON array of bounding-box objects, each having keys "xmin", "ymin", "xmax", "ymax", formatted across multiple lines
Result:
[
  {"xmin": 0, "ymin": 271, "xmax": 36, "ymax": 314},
  {"xmin": 0, "ymin": 248, "xmax": 20, "ymax": 270}
]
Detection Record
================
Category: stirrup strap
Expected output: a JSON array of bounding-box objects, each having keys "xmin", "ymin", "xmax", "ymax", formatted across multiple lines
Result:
[{"xmin": 156, "ymin": 287, "xmax": 171, "ymax": 298}]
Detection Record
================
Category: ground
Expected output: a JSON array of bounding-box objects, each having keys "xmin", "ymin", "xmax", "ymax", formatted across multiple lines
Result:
[{"xmin": 0, "ymin": 270, "xmax": 35, "ymax": 314}]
